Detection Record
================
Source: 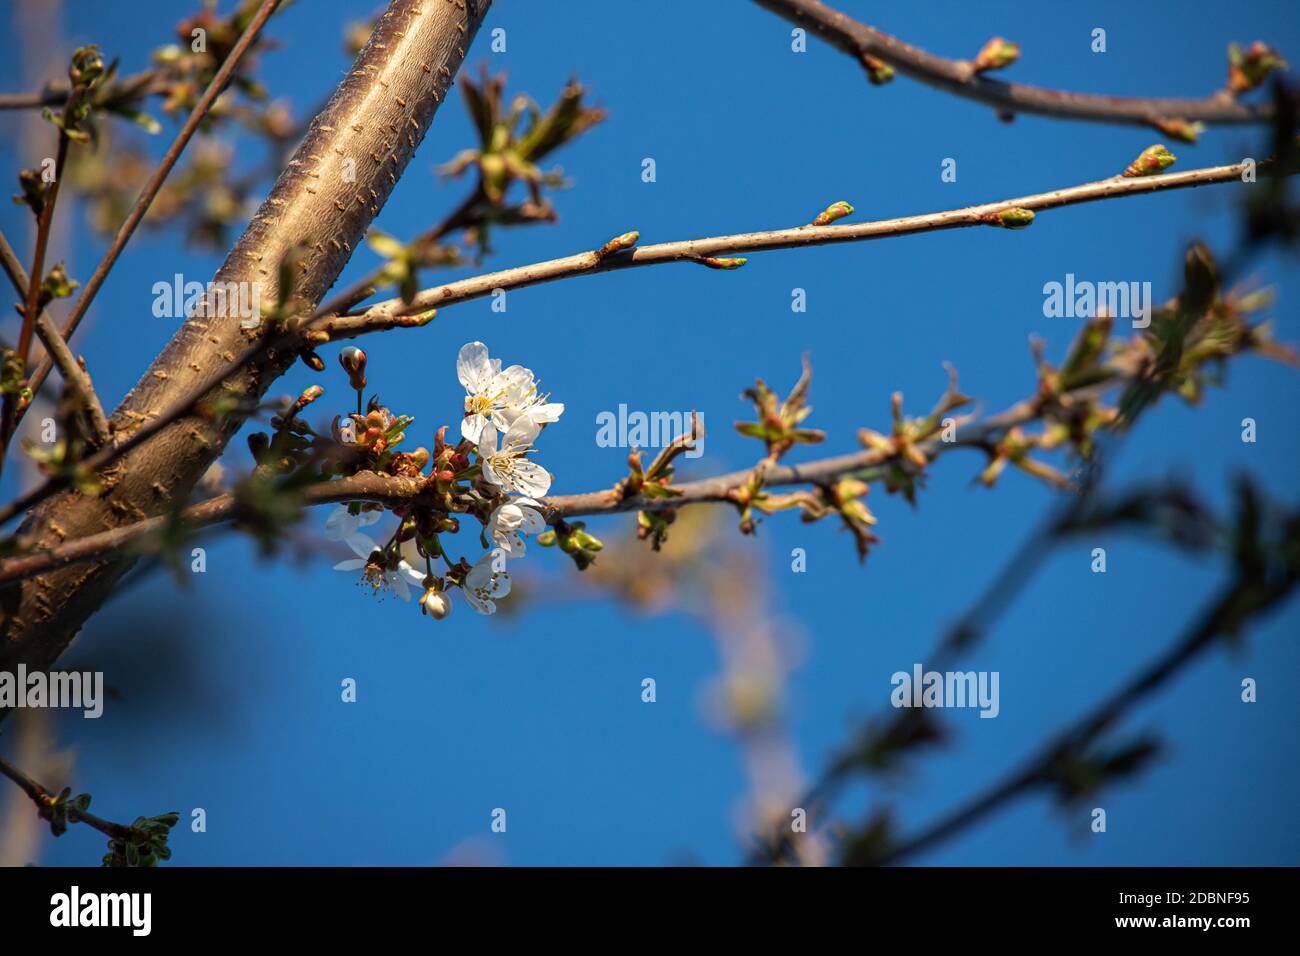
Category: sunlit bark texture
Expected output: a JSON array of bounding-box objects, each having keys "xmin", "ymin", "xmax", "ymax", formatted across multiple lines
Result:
[{"xmin": 0, "ymin": 0, "xmax": 492, "ymax": 674}]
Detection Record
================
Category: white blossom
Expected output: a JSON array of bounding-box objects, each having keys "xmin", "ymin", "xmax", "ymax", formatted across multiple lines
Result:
[
  {"xmin": 485, "ymin": 497, "xmax": 546, "ymax": 558},
  {"xmin": 457, "ymin": 341, "xmax": 564, "ymax": 443},
  {"xmin": 462, "ymin": 549, "xmax": 512, "ymax": 615},
  {"xmin": 324, "ymin": 504, "xmax": 381, "ymax": 542},
  {"xmin": 333, "ymin": 533, "xmax": 424, "ymax": 601},
  {"xmin": 478, "ymin": 418, "xmax": 551, "ymax": 497}
]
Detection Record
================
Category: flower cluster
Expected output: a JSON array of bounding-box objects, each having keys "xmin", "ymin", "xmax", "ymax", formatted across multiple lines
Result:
[{"xmin": 328, "ymin": 342, "xmax": 569, "ymax": 620}]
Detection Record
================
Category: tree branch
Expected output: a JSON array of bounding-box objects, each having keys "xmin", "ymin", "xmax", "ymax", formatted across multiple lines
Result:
[
  {"xmin": 0, "ymin": 228, "xmax": 111, "ymax": 445},
  {"xmin": 0, "ymin": 68, "xmax": 166, "ymax": 112},
  {"xmin": 0, "ymin": 151, "xmax": 1257, "ymax": 535},
  {"xmin": 17, "ymin": 0, "xmax": 283, "ymax": 425},
  {"xmin": 329, "ymin": 158, "xmax": 1275, "ymax": 335},
  {"xmin": 0, "ymin": 371, "xmax": 1125, "ymax": 585},
  {"xmin": 0, "ymin": 753, "xmax": 135, "ymax": 842},
  {"xmin": 0, "ymin": 0, "xmax": 493, "ymax": 680},
  {"xmin": 869, "ymin": 560, "xmax": 1299, "ymax": 865},
  {"xmin": 752, "ymin": 0, "xmax": 1276, "ymax": 127}
]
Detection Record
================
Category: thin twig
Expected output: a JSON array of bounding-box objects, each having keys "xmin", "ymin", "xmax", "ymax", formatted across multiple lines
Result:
[
  {"xmin": 0, "ymin": 134, "xmax": 70, "ymax": 475},
  {"xmin": 0, "ymin": 68, "xmax": 166, "ymax": 112},
  {"xmin": 17, "ymin": 0, "xmax": 283, "ymax": 423},
  {"xmin": 0, "ymin": 753, "xmax": 134, "ymax": 841},
  {"xmin": 329, "ymin": 158, "xmax": 1275, "ymax": 335},
  {"xmin": 752, "ymin": 0, "xmax": 1275, "ymax": 127},
  {"xmin": 0, "ymin": 228, "xmax": 111, "ymax": 445},
  {"xmin": 872, "ymin": 566, "xmax": 1298, "ymax": 865},
  {"xmin": 752, "ymin": 478, "xmax": 1106, "ymax": 865}
]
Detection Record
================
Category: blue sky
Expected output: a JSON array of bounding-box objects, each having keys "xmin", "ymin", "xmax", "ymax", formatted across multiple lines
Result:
[{"xmin": 1, "ymin": 0, "xmax": 1297, "ymax": 866}]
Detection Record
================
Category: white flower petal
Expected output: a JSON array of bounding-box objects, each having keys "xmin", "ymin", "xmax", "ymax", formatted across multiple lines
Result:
[
  {"xmin": 502, "ymin": 416, "xmax": 540, "ymax": 452},
  {"xmin": 325, "ymin": 505, "xmax": 382, "ymax": 541},
  {"xmin": 461, "ymin": 412, "xmax": 490, "ymax": 444},
  {"xmin": 345, "ymin": 533, "xmax": 379, "ymax": 559},
  {"xmin": 464, "ymin": 590, "xmax": 495, "ymax": 615},
  {"xmin": 516, "ymin": 503, "xmax": 546, "ymax": 535},
  {"xmin": 324, "ymin": 505, "xmax": 354, "ymax": 541},
  {"xmin": 506, "ymin": 460, "xmax": 551, "ymax": 497},
  {"xmin": 457, "ymin": 341, "xmax": 493, "ymax": 391},
  {"xmin": 478, "ymin": 423, "xmax": 499, "ymax": 459},
  {"xmin": 333, "ymin": 559, "xmax": 366, "ymax": 571},
  {"xmin": 527, "ymin": 402, "xmax": 564, "ymax": 425},
  {"xmin": 492, "ymin": 364, "xmax": 534, "ymax": 393}
]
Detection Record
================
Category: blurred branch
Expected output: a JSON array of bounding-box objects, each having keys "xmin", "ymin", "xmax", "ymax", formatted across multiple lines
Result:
[
  {"xmin": 865, "ymin": 502, "xmax": 1299, "ymax": 865},
  {"xmin": 0, "ymin": 753, "xmax": 134, "ymax": 841},
  {"xmin": 0, "ymin": 227, "xmax": 110, "ymax": 444},
  {"xmin": 17, "ymin": 0, "xmax": 283, "ymax": 428},
  {"xmin": 753, "ymin": 0, "xmax": 1280, "ymax": 128},
  {"xmin": 0, "ymin": 752, "xmax": 179, "ymax": 866},
  {"xmin": 0, "ymin": 68, "xmax": 167, "ymax": 112}
]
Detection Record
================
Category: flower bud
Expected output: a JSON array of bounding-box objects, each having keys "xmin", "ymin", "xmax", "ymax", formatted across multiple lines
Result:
[
  {"xmin": 573, "ymin": 530, "xmax": 604, "ymax": 552},
  {"xmin": 339, "ymin": 346, "xmax": 368, "ymax": 390},
  {"xmin": 694, "ymin": 256, "xmax": 748, "ymax": 270},
  {"xmin": 69, "ymin": 46, "xmax": 105, "ymax": 86},
  {"xmin": 972, "ymin": 37, "xmax": 1020, "ymax": 73},
  {"xmin": 983, "ymin": 207, "xmax": 1035, "ymax": 229},
  {"xmin": 420, "ymin": 587, "xmax": 452, "ymax": 620},
  {"xmin": 1122, "ymin": 144, "xmax": 1176, "ymax": 178},
  {"xmin": 596, "ymin": 230, "xmax": 639, "ymax": 259},
  {"xmin": 1227, "ymin": 41, "xmax": 1287, "ymax": 95},
  {"xmin": 861, "ymin": 55, "xmax": 895, "ymax": 86},
  {"xmin": 812, "ymin": 200, "xmax": 855, "ymax": 226},
  {"xmin": 1152, "ymin": 118, "xmax": 1204, "ymax": 145},
  {"xmin": 833, "ymin": 478, "xmax": 870, "ymax": 502}
]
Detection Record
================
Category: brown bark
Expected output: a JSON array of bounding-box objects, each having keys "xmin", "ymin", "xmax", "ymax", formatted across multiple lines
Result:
[{"xmin": 0, "ymin": 0, "xmax": 492, "ymax": 676}]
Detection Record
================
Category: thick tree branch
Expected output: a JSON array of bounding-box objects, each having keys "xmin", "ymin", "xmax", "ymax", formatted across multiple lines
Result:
[
  {"xmin": 753, "ymin": 0, "xmax": 1276, "ymax": 127},
  {"xmin": 0, "ymin": 0, "xmax": 493, "ymax": 680},
  {"xmin": 330, "ymin": 158, "xmax": 1274, "ymax": 334}
]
